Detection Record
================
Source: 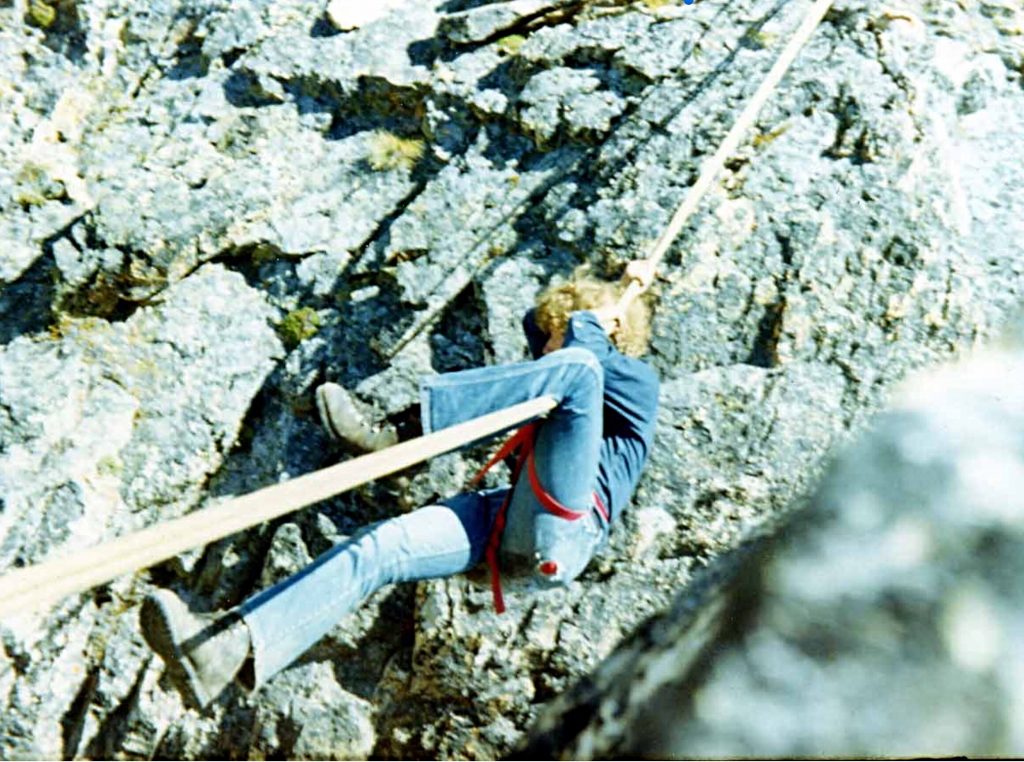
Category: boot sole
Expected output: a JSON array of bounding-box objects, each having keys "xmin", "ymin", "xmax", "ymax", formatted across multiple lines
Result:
[
  {"xmin": 140, "ymin": 591, "xmax": 212, "ymax": 709},
  {"xmin": 315, "ymin": 385, "xmax": 343, "ymax": 441}
]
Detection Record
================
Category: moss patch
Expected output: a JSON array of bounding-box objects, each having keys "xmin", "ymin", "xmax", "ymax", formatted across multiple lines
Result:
[
  {"xmin": 496, "ymin": 34, "xmax": 526, "ymax": 56},
  {"xmin": 277, "ymin": 307, "xmax": 322, "ymax": 348},
  {"xmin": 366, "ymin": 131, "xmax": 425, "ymax": 172},
  {"xmin": 752, "ymin": 123, "xmax": 791, "ymax": 148},
  {"xmin": 26, "ymin": 0, "xmax": 57, "ymax": 28}
]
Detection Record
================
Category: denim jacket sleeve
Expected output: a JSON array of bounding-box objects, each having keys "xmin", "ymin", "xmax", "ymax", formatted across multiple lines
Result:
[{"xmin": 562, "ymin": 311, "xmax": 615, "ymax": 360}]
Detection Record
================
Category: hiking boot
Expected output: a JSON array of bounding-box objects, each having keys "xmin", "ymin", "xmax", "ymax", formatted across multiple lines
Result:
[
  {"xmin": 316, "ymin": 382, "xmax": 398, "ymax": 452},
  {"xmin": 140, "ymin": 589, "xmax": 251, "ymax": 709}
]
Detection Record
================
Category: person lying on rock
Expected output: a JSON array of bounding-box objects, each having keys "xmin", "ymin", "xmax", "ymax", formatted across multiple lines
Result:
[{"xmin": 140, "ymin": 259, "xmax": 660, "ymax": 709}]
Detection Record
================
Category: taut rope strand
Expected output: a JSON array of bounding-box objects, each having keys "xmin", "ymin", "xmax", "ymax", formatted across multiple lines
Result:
[
  {"xmin": 616, "ymin": 0, "xmax": 834, "ymax": 313},
  {"xmin": 0, "ymin": 397, "xmax": 557, "ymax": 618}
]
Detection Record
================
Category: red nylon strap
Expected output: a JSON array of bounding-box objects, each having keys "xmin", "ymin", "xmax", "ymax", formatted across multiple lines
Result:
[
  {"xmin": 593, "ymin": 492, "xmax": 610, "ymax": 523},
  {"xmin": 473, "ymin": 424, "xmax": 538, "ymax": 614},
  {"xmin": 485, "ymin": 495, "xmax": 511, "ymax": 613},
  {"xmin": 527, "ymin": 451, "xmax": 610, "ymax": 523},
  {"xmin": 471, "ymin": 422, "xmax": 610, "ymax": 613},
  {"xmin": 527, "ymin": 452, "xmax": 587, "ymax": 520},
  {"xmin": 470, "ymin": 423, "xmax": 537, "ymax": 487}
]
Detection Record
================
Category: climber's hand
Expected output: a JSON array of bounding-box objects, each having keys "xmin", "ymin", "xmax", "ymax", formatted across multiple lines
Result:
[
  {"xmin": 590, "ymin": 304, "xmax": 623, "ymax": 337},
  {"xmin": 623, "ymin": 258, "xmax": 657, "ymax": 292}
]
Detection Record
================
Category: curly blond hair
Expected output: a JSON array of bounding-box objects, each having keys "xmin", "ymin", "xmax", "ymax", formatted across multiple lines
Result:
[{"xmin": 534, "ymin": 266, "xmax": 653, "ymax": 357}]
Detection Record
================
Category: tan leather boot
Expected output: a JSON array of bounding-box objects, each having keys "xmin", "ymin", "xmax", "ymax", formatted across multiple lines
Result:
[
  {"xmin": 140, "ymin": 589, "xmax": 251, "ymax": 709},
  {"xmin": 315, "ymin": 382, "xmax": 398, "ymax": 452}
]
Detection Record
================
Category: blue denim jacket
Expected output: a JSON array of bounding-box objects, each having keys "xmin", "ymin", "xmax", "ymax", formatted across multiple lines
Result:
[{"xmin": 523, "ymin": 309, "xmax": 660, "ymax": 523}]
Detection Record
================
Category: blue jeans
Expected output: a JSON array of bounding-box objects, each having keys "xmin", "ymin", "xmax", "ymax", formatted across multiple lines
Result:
[{"xmin": 240, "ymin": 347, "xmax": 608, "ymax": 686}]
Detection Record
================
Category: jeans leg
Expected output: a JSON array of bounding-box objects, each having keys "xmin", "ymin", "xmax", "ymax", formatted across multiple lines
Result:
[
  {"xmin": 239, "ymin": 489, "xmax": 503, "ymax": 687},
  {"xmin": 422, "ymin": 348, "xmax": 607, "ymax": 588},
  {"xmin": 503, "ymin": 423, "xmax": 608, "ymax": 588},
  {"xmin": 421, "ymin": 346, "xmax": 604, "ymax": 510}
]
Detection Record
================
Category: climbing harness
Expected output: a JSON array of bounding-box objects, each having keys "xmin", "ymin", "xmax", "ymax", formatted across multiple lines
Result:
[
  {"xmin": 469, "ymin": 422, "xmax": 610, "ymax": 613},
  {"xmin": 0, "ymin": 0, "xmax": 834, "ymax": 619}
]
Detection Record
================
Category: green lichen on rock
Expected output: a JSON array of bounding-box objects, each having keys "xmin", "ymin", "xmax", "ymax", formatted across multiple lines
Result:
[
  {"xmin": 96, "ymin": 455, "xmax": 123, "ymax": 478},
  {"xmin": 13, "ymin": 162, "xmax": 66, "ymax": 208},
  {"xmin": 47, "ymin": 313, "xmax": 112, "ymax": 344},
  {"xmin": 26, "ymin": 0, "xmax": 57, "ymax": 28},
  {"xmin": 13, "ymin": 188, "xmax": 48, "ymax": 208},
  {"xmin": 249, "ymin": 243, "xmax": 284, "ymax": 266},
  {"xmin": 747, "ymin": 28, "xmax": 778, "ymax": 49},
  {"xmin": 277, "ymin": 307, "xmax": 322, "ymax": 348},
  {"xmin": 366, "ymin": 131, "xmax": 425, "ymax": 172},
  {"xmin": 496, "ymin": 34, "xmax": 526, "ymax": 56}
]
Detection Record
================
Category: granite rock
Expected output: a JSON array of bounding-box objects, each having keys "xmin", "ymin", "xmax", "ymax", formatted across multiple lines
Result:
[{"xmin": 0, "ymin": 0, "xmax": 1022, "ymax": 758}]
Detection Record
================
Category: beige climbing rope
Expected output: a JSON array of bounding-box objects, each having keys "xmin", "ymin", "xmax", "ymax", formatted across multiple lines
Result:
[
  {"xmin": 0, "ymin": 398, "xmax": 556, "ymax": 618},
  {"xmin": 617, "ymin": 0, "xmax": 835, "ymax": 313},
  {"xmin": 0, "ymin": 0, "xmax": 834, "ymax": 619}
]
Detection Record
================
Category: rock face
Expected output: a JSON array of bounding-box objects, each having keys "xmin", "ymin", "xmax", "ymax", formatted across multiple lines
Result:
[
  {"xmin": 0, "ymin": 0, "xmax": 1022, "ymax": 758},
  {"xmin": 521, "ymin": 322, "xmax": 1024, "ymax": 759},
  {"xmin": 0, "ymin": 265, "xmax": 281, "ymax": 760}
]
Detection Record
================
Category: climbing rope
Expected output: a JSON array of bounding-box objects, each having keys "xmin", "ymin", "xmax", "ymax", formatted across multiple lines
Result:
[
  {"xmin": 0, "ymin": 0, "xmax": 834, "ymax": 619},
  {"xmin": 0, "ymin": 398, "xmax": 557, "ymax": 618},
  {"xmin": 616, "ymin": 0, "xmax": 834, "ymax": 314}
]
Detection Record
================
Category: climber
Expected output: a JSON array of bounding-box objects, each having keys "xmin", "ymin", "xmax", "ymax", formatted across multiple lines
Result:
[{"xmin": 139, "ymin": 259, "xmax": 660, "ymax": 709}]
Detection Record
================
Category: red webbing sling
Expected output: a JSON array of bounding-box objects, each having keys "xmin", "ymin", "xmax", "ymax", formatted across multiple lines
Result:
[{"xmin": 469, "ymin": 424, "xmax": 609, "ymax": 613}]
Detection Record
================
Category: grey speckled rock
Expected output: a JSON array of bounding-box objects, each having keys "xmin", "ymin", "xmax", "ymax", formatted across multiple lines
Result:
[
  {"xmin": 0, "ymin": 23, "xmax": 93, "ymax": 282},
  {"xmin": 641, "ymin": 361, "xmax": 848, "ymax": 555},
  {"xmin": 518, "ymin": 67, "xmax": 627, "ymax": 146},
  {"xmin": 439, "ymin": 0, "xmax": 567, "ymax": 44},
  {"xmin": 0, "ymin": 265, "xmax": 280, "ymax": 759},
  {"xmin": 0, "ymin": 0, "xmax": 1022, "ymax": 758},
  {"xmin": 250, "ymin": 661, "xmax": 376, "ymax": 759}
]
